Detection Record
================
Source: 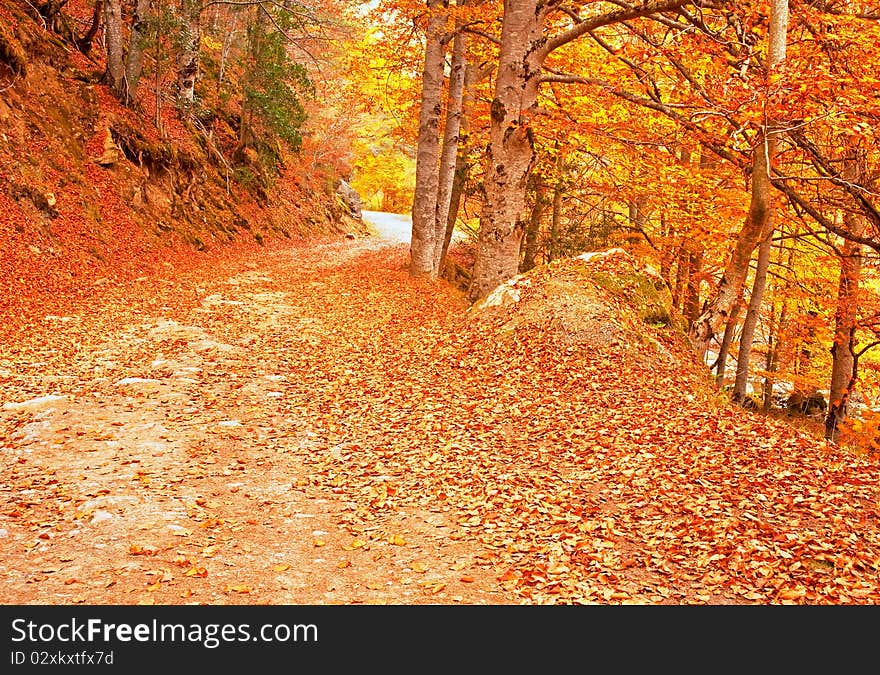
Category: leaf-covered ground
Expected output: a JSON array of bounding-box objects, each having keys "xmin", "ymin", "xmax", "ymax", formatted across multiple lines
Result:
[{"xmin": 2, "ymin": 234, "xmax": 879, "ymax": 604}]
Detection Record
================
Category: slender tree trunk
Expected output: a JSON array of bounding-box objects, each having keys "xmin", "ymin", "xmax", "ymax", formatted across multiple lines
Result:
[
  {"xmin": 548, "ymin": 151, "xmax": 565, "ymax": 261},
  {"xmin": 123, "ymin": 0, "xmax": 152, "ymax": 105},
  {"xmin": 77, "ymin": 0, "xmax": 102, "ymax": 54},
  {"xmin": 763, "ymin": 245, "xmax": 793, "ymax": 410},
  {"xmin": 659, "ymin": 213, "xmax": 676, "ymax": 285},
  {"xmin": 521, "ymin": 175, "xmax": 547, "ymax": 272},
  {"xmin": 732, "ymin": 224, "xmax": 774, "ymax": 403},
  {"xmin": 763, "ymin": 299, "xmax": 784, "ymax": 411},
  {"xmin": 433, "ymin": 7, "xmax": 467, "ymax": 275},
  {"xmin": 410, "ymin": 0, "xmax": 447, "ymax": 277},
  {"xmin": 826, "ymin": 223, "xmax": 867, "ymax": 440},
  {"xmin": 441, "ymin": 157, "xmax": 467, "ymax": 266},
  {"xmin": 628, "ymin": 195, "xmax": 652, "ymax": 232},
  {"xmin": 689, "ymin": 0, "xmax": 789, "ymax": 358},
  {"xmin": 439, "ymin": 60, "xmax": 487, "ymax": 270},
  {"xmin": 672, "ymin": 242, "xmax": 689, "ymax": 313},
  {"xmin": 715, "ymin": 296, "xmax": 742, "ymax": 387},
  {"xmin": 684, "ymin": 245, "xmax": 703, "ymax": 327},
  {"xmin": 102, "ymin": 0, "xmax": 125, "ymax": 96}
]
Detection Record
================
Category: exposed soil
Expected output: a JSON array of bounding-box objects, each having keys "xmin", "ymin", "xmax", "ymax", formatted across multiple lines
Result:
[{"xmin": 0, "ymin": 234, "xmax": 512, "ymax": 605}]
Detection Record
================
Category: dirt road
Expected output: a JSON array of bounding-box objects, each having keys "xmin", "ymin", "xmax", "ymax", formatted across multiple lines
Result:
[{"xmin": 0, "ymin": 233, "xmax": 513, "ymax": 605}]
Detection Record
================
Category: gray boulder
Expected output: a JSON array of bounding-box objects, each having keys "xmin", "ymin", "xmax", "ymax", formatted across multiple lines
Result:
[{"xmin": 336, "ymin": 179, "xmax": 363, "ymax": 219}]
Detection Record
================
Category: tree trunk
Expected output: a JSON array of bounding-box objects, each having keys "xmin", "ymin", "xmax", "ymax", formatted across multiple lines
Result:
[
  {"xmin": 76, "ymin": 0, "xmax": 102, "ymax": 55},
  {"xmin": 521, "ymin": 175, "xmax": 547, "ymax": 272},
  {"xmin": 732, "ymin": 224, "xmax": 774, "ymax": 403},
  {"xmin": 469, "ymin": 0, "xmax": 544, "ymax": 300},
  {"xmin": 410, "ymin": 0, "xmax": 447, "ymax": 277},
  {"xmin": 672, "ymin": 242, "xmax": 689, "ymax": 313},
  {"xmin": 548, "ymin": 153, "xmax": 565, "ymax": 262},
  {"xmin": 762, "ymin": 298, "xmax": 785, "ymax": 411},
  {"xmin": 826, "ymin": 222, "xmax": 867, "ymax": 441},
  {"xmin": 762, "ymin": 245, "xmax": 794, "ymax": 410},
  {"xmin": 102, "ymin": 0, "xmax": 125, "ymax": 96},
  {"xmin": 433, "ymin": 8, "xmax": 467, "ymax": 275},
  {"xmin": 176, "ymin": 0, "xmax": 201, "ymax": 108},
  {"xmin": 123, "ymin": 0, "xmax": 152, "ymax": 105},
  {"xmin": 714, "ymin": 296, "xmax": 742, "ymax": 387},
  {"xmin": 441, "ymin": 155, "xmax": 468, "ymax": 267},
  {"xmin": 439, "ymin": 59, "xmax": 487, "ymax": 271},
  {"xmin": 628, "ymin": 194, "xmax": 652, "ymax": 231},
  {"xmin": 689, "ymin": 0, "xmax": 788, "ymax": 358},
  {"xmin": 684, "ymin": 245, "xmax": 703, "ymax": 327},
  {"xmin": 659, "ymin": 213, "xmax": 675, "ymax": 285}
]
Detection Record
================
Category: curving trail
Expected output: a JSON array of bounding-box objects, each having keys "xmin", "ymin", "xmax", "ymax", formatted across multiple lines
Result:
[
  {"xmin": 0, "ymin": 230, "xmax": 510, "ymax": 605},
  {"xmin": 2, "ymin": 221, "xmax": 880, "ymax": 605}
]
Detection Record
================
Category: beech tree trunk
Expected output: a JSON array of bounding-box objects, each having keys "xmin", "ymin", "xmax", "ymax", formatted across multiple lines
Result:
[
  {"xmin": 469, "ymin": 0, "xmax": 543, "ymax": 300},
  {"xmin": 433, "ymin": 10, "xmax": 467, "ymax": 275},
  {"xmin": 689, "ymin": 0, "xmax": 788, "ymax": 358},
  {"xmin": 102, "ymin": 0, "xmax": 125, "ymax": 96},
  {"xmin": 732, "ymin": 224, "xmax": 774, "ymax": 403},
  {"xmin": 410, "ymin": 0, "xmax": 447, "ymax": 277},
  {"xmin": 672, "ymin": 242, "xmax": 689, "ymax": 313},
  {"xmin": 439, "ymin": 60, "xmax": 488, "ymax": 271}
]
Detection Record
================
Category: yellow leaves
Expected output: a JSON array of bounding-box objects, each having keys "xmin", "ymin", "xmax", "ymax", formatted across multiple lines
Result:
[
  {"xmin": 387, "ymin": 534, "xmax": 406, "ymax": 546},
  {"xmin": 313, "ymin": 539, "xmax": 327, "ymax": 547},
  {"xmin": 417, "ymin": 580, "xmax": 446, "ymax": 595},
  {"xmin": 201, "ymin": 35, "xmax": 223, "ymax": 51},
  {"xmin": 224, "ymin": 585, "xmax": 251, "ymax": 594},
  {"xmin": 129, "ymin": 544, "xmax": 159, "ymax": 556},
  {"xmin": 337, "ymin": 560, "xmax": 352, "ymax": 569},
  {"xmin": 272, "ymin": 564, "xmax": 291, "ymax": 572},
  {"xmin": 185, "ymin": 567, "xmax": 208, "ymax": 578}
]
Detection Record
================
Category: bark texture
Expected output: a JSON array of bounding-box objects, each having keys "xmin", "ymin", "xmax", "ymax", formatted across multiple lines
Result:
[
  {"xmin": 826, "ymin": 216, "xmax": 867, "ymax": 441},
  {"xmin": 410, "ymin": 0, "xmax": 447, "ymax": 277},
  {"xmin": 433, "ymin": 12, "xmax": 467, "ymax": 275},
  {"xmin": 733, "ymin": 224, "xmax": 773, "ymax": 402},
  {"xmin": 123, "ymin": 0, "xmax": 152, "ymax": 105},
  {"xmin": 176, "ymin": 0, "xmax": 201, "ymax": 107},
  {"xmin": 469, "ymin": 0, "xmax": 543, "ymax": 300},
  {"xmin": 103, "ymin": 0, "xmax": 125, "ymax": 96}
]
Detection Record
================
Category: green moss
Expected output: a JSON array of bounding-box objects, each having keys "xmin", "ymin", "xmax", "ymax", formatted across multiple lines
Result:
[{"xmin": 588, "ymin": 270, "xmax": 672, "ymax": 327}]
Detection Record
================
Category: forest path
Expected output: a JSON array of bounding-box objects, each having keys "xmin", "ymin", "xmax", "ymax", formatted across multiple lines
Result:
[
  {"xmin": 0, "ymin": 233, "xmax": 512, "ymax": 605},
  {"xmin": 4, "ymin": 226, "xmax": 880, "ymax": 606}
]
